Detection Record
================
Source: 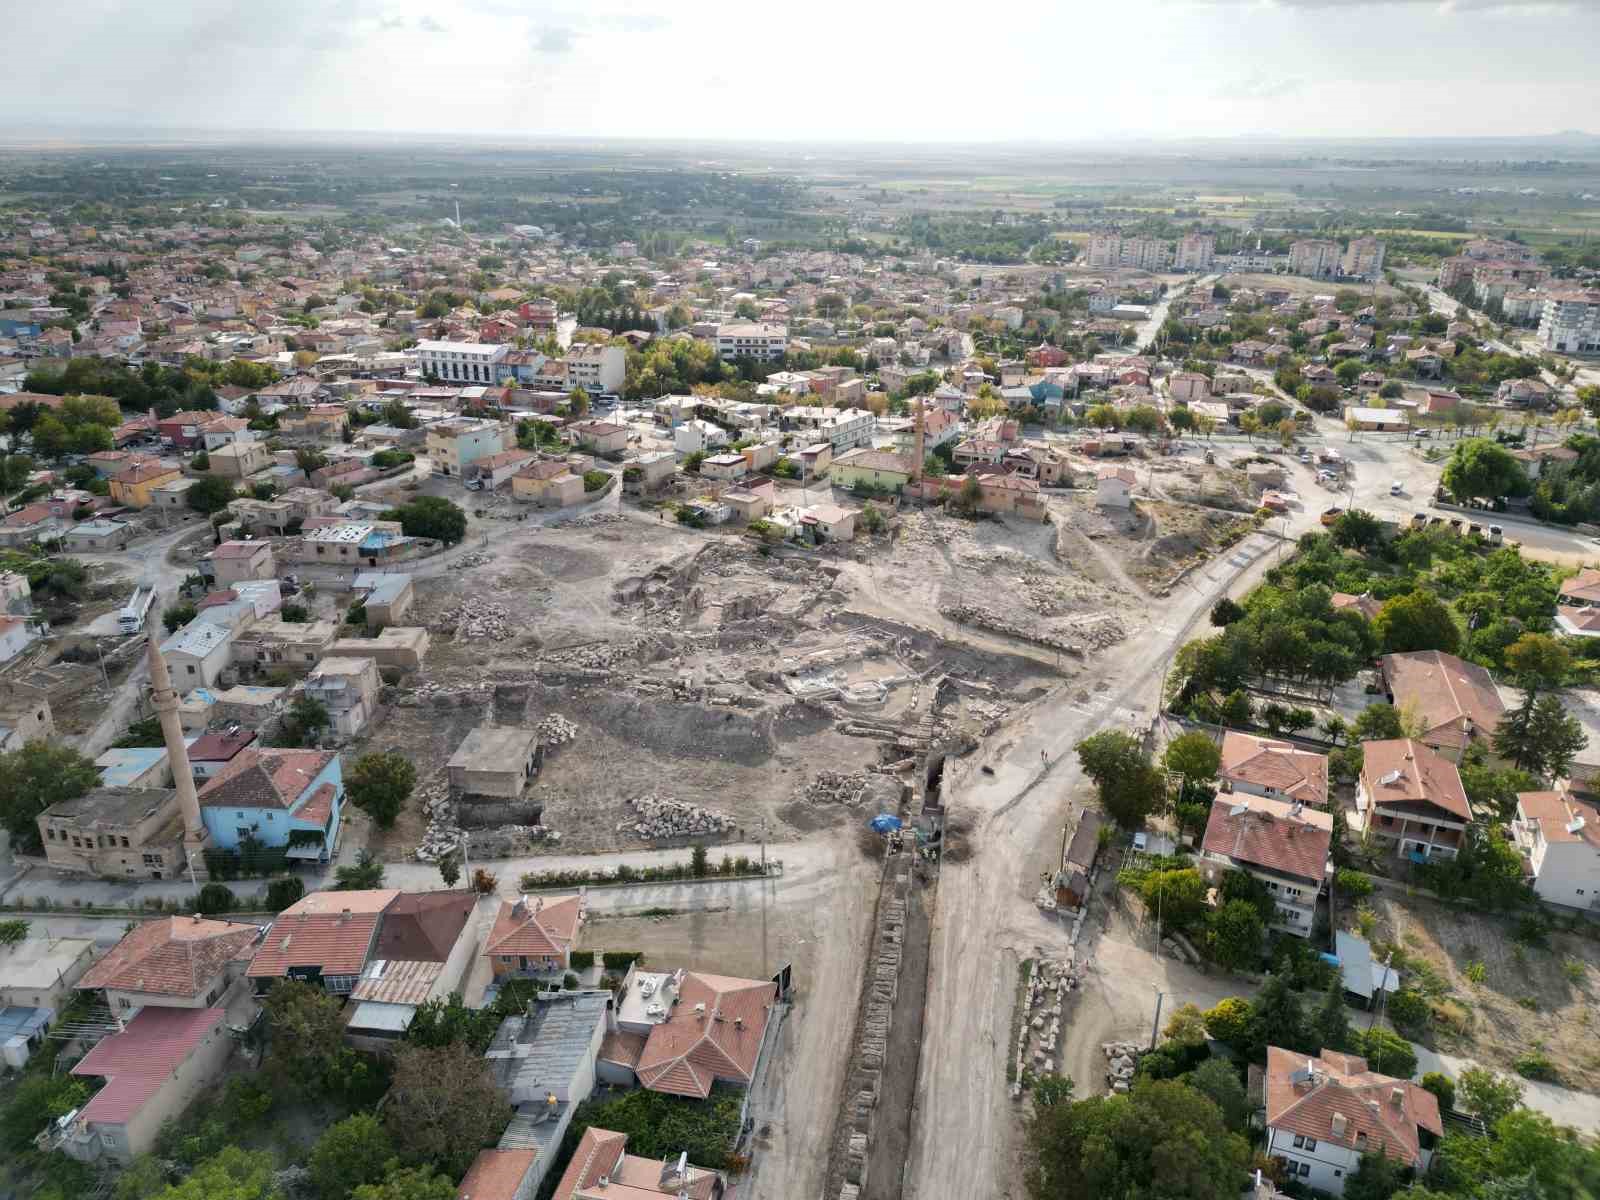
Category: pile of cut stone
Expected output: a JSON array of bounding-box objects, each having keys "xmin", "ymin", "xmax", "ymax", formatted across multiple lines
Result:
[
  {"xmin": 942, "ymin": 602, "xmax": 1082, "ymax": 656},
  {"xmin": 1103, "ymin": 1040, "xmax": 1142, "ymax": 1093},
  {"xmin": 621, "ymin": 794, "xmax": 734, "ymax": 840},
  {"xmin": 438, "ymin": 599, "xmax": 512, "ymax": 641},
  {"xmin": 553, "ymin": 512, "xmax": 625, "ymax": 529},
  {"xmin": 536, "ymin": 713, "xmax": 578, "ymax": 746},
  {"xmin": 455, "ymin": 551, "xmax": 494, "ymax": 568},
  {"xmin": 801, "ymin": 770, "xmax": 871, "ymax": 806},
  {"xmin": 1062, "ymin": 613, "xmax": 1127, "ymax": 650}
]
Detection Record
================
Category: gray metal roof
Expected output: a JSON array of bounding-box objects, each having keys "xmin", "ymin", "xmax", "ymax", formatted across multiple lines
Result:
[{"xmin": 484, "ymin": 992, "xmax": 609, "ymax": 1098}]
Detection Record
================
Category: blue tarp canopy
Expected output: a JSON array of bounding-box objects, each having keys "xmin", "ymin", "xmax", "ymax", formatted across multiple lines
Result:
[{"xmin": 869, "ymin": 814, "xmax": 903, "ymax": 833}]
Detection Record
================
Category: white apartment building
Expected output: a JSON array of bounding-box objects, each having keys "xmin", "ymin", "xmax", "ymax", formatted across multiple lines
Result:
[
  {"xmin": 714, "ymin": 322, "xmax": 787, "ymax": 362},
  {"xmin": 1120, "ymin": 237, "xmax": 1171, "ymax": 272},
  {"xmin": 425, "ymin": 418, "xmax": 510, "ymax": 476},
  {"xmin": 1174, "ymin": 233, "xmax": 1216, "ymax": 272},
  {"xmin": 1086, "ymin": 234, "xmax": 1122, "ymax": 270},
  {"xmin": 1513, "ymin": 783, "xmax": 1600, "ymax": 910},
  {"xmin": 563, "ymin": 343, "xmax": 626, "ymax": 395},
  {"xmin": 781, "ymin": 405, "xmax": 875, "ymax": 455},
  {"xmin": 416, "ymin": 340, "xmax": 507, "ymax": 385},
  {"xmin": 1288, "ymin": 240, "xmax": 1341, "ymax": 279},
  {"xmin": 1539, "ymin": 290, "xmax": 1600, "ymax": 354},
  {"xmin": 1341, "ymin": 237, "xmax": 1386, "ymax": 280}
]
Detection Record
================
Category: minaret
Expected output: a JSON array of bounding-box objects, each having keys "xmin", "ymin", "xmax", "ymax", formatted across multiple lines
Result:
[{"xmin": 146, "ymin": 631, "xmax": 209, "ymax": 862}]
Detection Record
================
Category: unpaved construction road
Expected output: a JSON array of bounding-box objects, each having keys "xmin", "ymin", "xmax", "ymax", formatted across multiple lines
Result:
[{"xmin": 901, "ymin": 527, "xmax": 1287, "ymax": 1200}]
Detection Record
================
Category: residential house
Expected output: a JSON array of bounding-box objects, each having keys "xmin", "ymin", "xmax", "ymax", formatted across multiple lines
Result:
[
  {"xmin": 622, "ymin": 452, "xmax": 676, "ymax": 497},
  {"xmin": 1355, "ymin": 738, "xmax": 1473, "ymax": 863},
  {"xmin": 722, "ymin": 478, "xmax": 776, "ymax": 522},
  {"xmin": 1379, "ymin": 651, "xmax": 1504, "ymax": 759},
  {"xmin": 470, "ymin": 449, "xmax": 538, "ymax": 490},
  {"xmin": 829, "ymin": 448, "xmax": 913, "ymax": 494},
  {"xmin": 0, "ymin": 614, "xmax": 40, "ymax": 662},
  {"xmin": 1169, "ymin": 372, "xmax": 1212, "ymax": 404},
  {"xmin": 567, "ymin": 421, "xmax": 629, "ymax": 456},
  {"xmin": 95, "ymin": 745, "xmax": 173, "ymax": 789},
  {"xmin": 801, "ymin": 503, "xmax": 856, "ymax": 542},
  {"xmin": 350, "ymin": 572, "xmax": 415, "ymax": 627},
  {"xmin": 512, "ymin": 460, "xmax": 585, "ymax": 508},
  {"xmin": 36, "ymin": 787, "xmax": 186, "ymax": 879},
  {"xmin": 197, "ymin": 747, "xmax": 344, "ymax": 864},
  {"xmin": 1512, "ymin": 782, "xmax": 1600, "ymax": 910},
  {"xmin": 1264, "ymin": 1047, "xmax": 1441, "ymax": 1195},
  {"xmin": 0, "ymin": 934, "xmax": 96, "ymax": 1015},
  {"xmin": 564, "ymin": 343, "xmax": 626, "ymax": 394},
  {"xmin": 302, "ymin": 656, "xmax": 381, "ymax": 738},
  {"xmin": 1218, "ymin": 731, "xmax": 1330, "ymax": 808},
  {"xmin": 0, "ymin": 690, "xmax": 54, "ymax": 752},
  {"xmin": 448, "ymin": 725, "xmax": 540, "ymax": 799},
  {"xmin": 205, "ymin": 541, "xmax": 275, "ymax": 587},
  {"xmin": 1095, "ymin": 467, "xmax": 1135, "ymax": 508},
  {"xmin": 231, "ymin": 617, "xmax": 338, "ymax": 675},
  {"xmin": 700, "ymin": 453, "xmax": 748, "ymax": 482},
  {"xmin": 1342, "ymin": 407, "xmax": 1409, "ymax": 434},
  {"xmin": 1199, "ymin": 794, "xmax": 1332, "ymax": 938},
  {"xmin": 674, "ymin": 419, "xmax": 727, "ymax": 456},
  {"xmin": 1556, "ymin": 568, "xmax": 1600, "ymax": 637},
  {"xmin": 326, "ymin": 626, "xmax": 430, "ymax": 672},
  {"xmin": 207, "ymin": 440, "xmax": 273, "ymax": 480},
  {"xmin": 53, "ymin": 1006, "xmax": 234, "ymax": 1165},
  {"xmin": 109, "ymin": 463, "xmax": 183, "ymax": 509},
  {"xmin": 427, "ymin": 418, "xmax": 510, "ymax": 477},
  {"xmin": 344, "ymin": 890, "xmax": 479, "ymax": 1046},
  {"xmin": 61, "ymin": 519, "xmax": 133, "ymax": 553},
  {"xmin": 246, "ymin": 887, "xmax": 398, "ymax": 994},
  {"xmin": 185, "ymin": 730, "xmax": 258, "ymax": 782},
  {"xmin": 0, "ymin": 503, "xmax": 67, "ymax": 549},
  {"xmin": 456, "ymin": 1149, "xmax": 543, "ymax": 1200},
  {"xmin": 1331, "ymin": 592, "xmax": 1382, "ymax": 622},
  {"xmin": 76, "ymin": 915, "xmax": 263, "ymax": 1017},
  {"xmin": 484, "ymin": 894, "xmax": 585, "ymax": 980},
  {"xmin": 156, "ymin": 411, "xmax": 222, "ymax": 450},
  {"xmin": 547, "ymin": 1127, "xmax": 724, "ymax": 1200}
]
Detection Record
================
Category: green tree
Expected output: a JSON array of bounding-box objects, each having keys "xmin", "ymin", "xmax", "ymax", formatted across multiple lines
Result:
[
  {"xmin": 1206, "ymin": 900, "xmax": 1265, "ymax": 971},
  {"xmin": 1077, "ymin": 730, "xmax": 1165, "ymax": 829},
  {"xmin": 1441, "ymin": 438, "xmax": 1531, "ymax": 503},
  {"xmin": 384, "ymin": 1043, "xmax": 511, "ymax": 1177},
  {"xmin": 1138, "ymin": 868, "xmax": 1209, "ymax": 929},
  {"xmin": 1354, "ymin": 1027, "xmax": 1417, "ymax": 1078},
  {"xmin": 163, "ymin": 601, "xmax": 197, "ymax": 632},
  {"xmin": 567, "ymin": 386, "xmax": 590, "ymax": 416},
  {"xmin": 0, "ymin": 918, "xmax": 29, "ymax": 946},
  {"xmin": 1311, "ymin": 982, "xmax": 1353, "ymax": 1054},
  {"xmin": 1420, "ymin": 1071, "xmax": 1456, "ymax": 1113},
  {"xmin": 337, "ymin": 849, "xmax": 385, "ymax": 890},
  {"xmin": 1187, "ymin": 1058, "xmax": 1250, "ymax": 1131},
  {"xmin": 1353, "ymin": 703, "xmax": 1407, "ymax": 742},
  {"xmin": 1344, "ymin": 1150, "xmax": 1407, "ymax": 1200},
  {"xmin": 153, "ymin": 1147, "xmax": 278, "ymax": 1200},
  {"xmin": 350, "ymin": 1163, "xmax": 456, "ymax": 1200},
  {"xmin": 1023, "ymin": 1078, "xmax": 1249, "ymax": 1200},
  {"xmin": 383, "ymin": 496, "xmax": 467, "ymax": 545},
  {"xmin": 1, "ymin": 1073, "xmax": 90, "ymax": 1151},
  {"xmin": 1503, "ymin": 632, "xmax": 1571, "ymax": 692},
  {"xmin": 186, "ymin": 474, "xmax": 238, "ymax": 514},
  {"xmin": 346, "ymin": 752, "xmax": 417, "ymax": 829},
  {"xmin": 1331, "ymin": 509, "xmax": 1384, "ymax": 551},
  {"xmin": 1248, "ymin": 974, "xmax": 1310, "ymax": 1058},
  {"xmin": 1459, "ymin": 1066, "xmax": 1523, "ymax": 1126},
  {"xmin": 1495, "ymin": 693, "xmax": 1588, "ymax": 778},
  {"xmin": 0, "ymin": 741, "xmax": 102, "ymax": 850},
  {"xmin": 272, "ymin": 695, "xmax": 330, "ymax": 748},
  {"xmin": 262, "ymin": 979, "xmax": 345, "ymax": 1097},
  {"xmin": 1163, "ymin": 732, "xmax": 1221, "ymax": 786},
  {"xmin": 1203, "ymin": 997, "xmax": 1254, "ymax": 1048},
  {"xmin": 265, "ymin": 876, "xmax": 305, "ymax": 911},
  {"xmin": 438, "ymin": 852, "xmax": 461, "ymax": 889},
  {"xmin": 1210, "ymin": 597, "xmax": 1245, "ymax": 626},
  {"xmin": 310, "ymin": 1113, "xmax": 393, "ymax": 1200},
  {"xmin": 1373, "ymin": 590, "xmax": 1460, "ymax": 655}
]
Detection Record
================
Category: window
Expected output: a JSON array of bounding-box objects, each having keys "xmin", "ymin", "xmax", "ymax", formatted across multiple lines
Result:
[
  {"xmin": 187, "ymin": 665, "xmax": 196, "ymax": 675},
  {"xmin": 1303, "ymin": 1138, "xmax": 1317, "ymax": 1152},
  {"xmin": 121, "ymin": 836, "xmax": 129, "ymax": 847},
  {"xmin": 46, "ymin": 828, "xmax": 54, "ymax": 840}
]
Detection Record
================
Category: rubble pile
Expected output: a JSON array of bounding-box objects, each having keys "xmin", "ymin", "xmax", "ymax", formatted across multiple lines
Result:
[
  {"xmin": 454, "ymin": 551, "xmax": 494, "ymax": 568},
  {"xmin": 437, "ymin": 599, "xmax": 513, "ymax": 641},
  {"xmin": 536, "ymin": 713, "xmax": 578, "ymax": 746},
  {"xmin": 415, "ymin": 775, "xmax": 559, "ymax": 862},
  {"xmin": 1103, "ymin": 1041, "xmax": 1142, "ymax": 1093},
  {"xmin": 1011, "ymin": 957, "xmax": 1075, "ymax": 1099},
  {"xmin": 941, "ymin": 602, "xmax": 1083, "ymax": 657},
  {"xmin": 1061, "ymin": 614, "xmax": 1127, "ymax": 650},
  {"xmin": 801, "ymin": 770, "xmax": 872, "ymax": 806},
  {"xmin": 620, "ymin": 794, "xmax": 734, "ymax": 840},
  {"xmin": 545, "ymin": 634, "xmax": 673, "ymax": 670},
  {"xmin": 552, "ymin": 512, "xmax": 626, "ymax": 529}
]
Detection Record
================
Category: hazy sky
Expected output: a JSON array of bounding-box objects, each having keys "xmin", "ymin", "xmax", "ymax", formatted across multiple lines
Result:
[{"xmin": 10, "ymin": 0, "xmax": 1600, "ymax": 141}]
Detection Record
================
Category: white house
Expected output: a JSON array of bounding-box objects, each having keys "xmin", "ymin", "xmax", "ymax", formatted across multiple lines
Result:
[
  {"xmin": 1513, "ymin": 783, "xmax": 1600, "ymax": 910},
  {"xmin": 1096, "ymin": 467, "xmax": 1136, "ymax": 508},
  {"xmin": 160, "ymin": 622, "xmax": 236, "ymax": 689},
  {"xmin": 674, "ymin": 419, "xmax": 728, "ymax": 456},
  {"xmin": 1265, "ymin": 1047, "xmax": 1441, "ymax": 1196}
]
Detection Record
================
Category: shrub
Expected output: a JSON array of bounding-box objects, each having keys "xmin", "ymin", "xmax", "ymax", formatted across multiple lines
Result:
[
  {"xmin": 195, "ymin": 882, "xmax": 236, "ymax": 915},
  {"xmin": 472, "ymin": 867, "xmax": 497, "ymax": 895},
  {"xmin": 1420, "ymin": 1071, "xmax": 1456, "ymax": 1112},
  {"xmin": 1386, "ymin": 988, "xmax": 1430, "ymax": 1037},
  {"xmin": 1334, "ymin": 867, "xmax": 1373, "ymax": 900},
  {"xmin": 582, "ymin": 470, "xmax": 609, "ymax": 493},
  {"xmin": 602, "ymin": 951, "xmax": 644, "ymax": 970},
  {"xmin": 563, "ymin": 972, "xmax": 580, "ymax": 990},
  {"xmin": 569, "ymin": 950, "xmax": 595, "ymax": 971},
  {"xmin": 1514, "ymin": 1051, "xmax": 1559, "ymax": 1081},
  {"xmin": 265, "ymin": 876, "xmax": 305, "ymax": 912}
]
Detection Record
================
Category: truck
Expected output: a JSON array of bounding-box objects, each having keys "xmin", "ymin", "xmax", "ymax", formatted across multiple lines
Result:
[{"xmin": 117, "ymin": 586, "xmax": 155, "ymax": 634}]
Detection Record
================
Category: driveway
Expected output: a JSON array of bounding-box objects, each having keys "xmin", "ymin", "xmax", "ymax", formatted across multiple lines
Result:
[{"xmin": 1411, "ymin": 1044, "xmax": 1600, "ymax": 1136}]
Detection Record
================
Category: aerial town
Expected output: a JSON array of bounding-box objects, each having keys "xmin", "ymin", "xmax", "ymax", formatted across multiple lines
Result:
[{"xmin": 3, "ymin": 118, "xmax": 1600, "ymax": 1200}]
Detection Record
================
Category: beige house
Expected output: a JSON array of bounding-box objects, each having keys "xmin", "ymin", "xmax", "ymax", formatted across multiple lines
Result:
[
  {"xmin": 0, "ymin": 691, "xmax": 53, "ymax": 752},
  {"xmin": 302, "ymin": 656, "xmax": 381, "ymax": 737},
  {"xmin": 512, "ymin": 460, "xmax": 584, "ymax": 507},
  {"xmin": 110, "ymin": 463, "xmax": 183, "ymax": 509},
  {"xmin": 207, "ymin": 440, "xmax": 273, "ymax": 479},
  {"xmin": 351, "ymin": 572, "xmax": 415, "ymax": 627},
  {"xmin": 621, "ymin": 451, "xmax": 675, "ymax": 496},
  {"xmin": 448, "ymin": 725, "xmax": 539, "ymax": 798},
  {"xmin": 206, "ymin": 540, "xmax": 276, "ymax": 587},
  {"xmin": 0, "ymin": 934, "xmax": 96, "ymax": 1013},
  {"xmin": 567, "ymin": 420, "xmax": 629, "ymax": 455},
  {"xmin": 1380, "ymin": 651, "xmax": 1505, "ymax": 760},
  {"xmin": 232, "ymin": 617, "xmax": 338, "ymax": 674},
  {"xmin": 36, "ymin": 787, "xmax": 186, "ymax": 880},
  {"xmin": 1096, "ymin": 467, "xmax": 1136, "ymax": 508},
  {"xmin": 326, "ymin": 626, "xmax": 430, "ymax": 671},
  {"xmin": 76, "ymin": 915, "xmax": 263, "ymax": 1015},
  {"xmin": 701, "ymin": 453, "xmax": 748, "ymax": 482}
]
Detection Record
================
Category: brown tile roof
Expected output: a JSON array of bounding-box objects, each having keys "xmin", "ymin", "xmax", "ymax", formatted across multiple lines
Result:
[
  {"xmin": 1331, "ymin": 592, "xmax": 1383, "ymax": 621},
  {"xmin": 457, "ymin": 1149, "xmax": 539, "ymax": 1200},
  {"xmin": 1361, "ymin": 738, "xmax": 1472, "ymax": 822},
  {"xmin": 484, "ymin": 895, "xmax": 583, "ymax": 961},
  {"xmin": 113, "ymin": 463, "xmax": 180, "ymax": 485},
  {"xmin": 1265, "ymin": 1047, "xmax": 1441, "ymax": 1168},
  {"xmin": 296, "ymin": 782, "xmax": 337, "ymax": 828},
  {"xmin": 186, "ymin": 729, "xmax": 256, "ymax": 764},
  {"xmin": 350, "ymin": 958, "xmax": 443, "ymax": 1005},
  {"xmin": 1201, "ymin": 795, "xmax": 1333, "ymax": 884},
  {"xmin": 77, "ymin": 916, "xmax": 261, "ymax": 999},
  {"xmin": 373, "ymin": 890, "xmax": 475, "ymax": 962},
  {"xmin": 553, "ymin": 1127, "xmax": 628, "ymax": 1200},
  {"xmin": 72, "ymin": 1006, "xmax": 226, "ymax": 1125},
  {"xmin": 635, "ymin": 971, "xmax": 776, "ymax": 1099},
  {"xmin": 198, "ymin": 748, "xmax": 336, "ymax": 811},
  {"xmin": 1561, "ymin": 569, "xmax": 1600, "ymax": 605},
  {"xmin": 1382, "ymin": 650, "xmax": 1505, "ymax": 750},
  {"xmin": 1516, "ymin": 786, "xmax": 1600, "ymax": 852},
  {"xmin": 598, "ymin": 1029, "xmax": 647, "ymax": 1070},
  {"xmin": 1220, "ymin": 732, "xmax": 1330, "ymax": 807},
  {"xmin": 247, "ymin": 888, "xmax": 397, "ymax": 979}
]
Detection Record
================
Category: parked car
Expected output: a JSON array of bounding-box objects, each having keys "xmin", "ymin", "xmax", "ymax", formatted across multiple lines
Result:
[
  {"xmin": 1390, "ymin": 481, "xmax": 1404, "ymax": 495},
  {"xmin": 1320, "ymin": 507, "xmax": 1344, "ymax": 526},
  {"xmin": 1132, "ymin": 831, "xmax": 1148, "ymax": 852}
]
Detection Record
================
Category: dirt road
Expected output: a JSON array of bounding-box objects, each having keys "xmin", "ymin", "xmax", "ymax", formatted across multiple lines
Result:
[{"xmin": 901, "ymin": 526, "xmax": 1292, "ymax": 1200}]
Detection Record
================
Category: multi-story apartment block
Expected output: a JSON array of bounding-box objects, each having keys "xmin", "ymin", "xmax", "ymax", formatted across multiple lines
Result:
[
  {"xmin": 1086, "ymin": 234, "xmax": 1122, "ymax": 270},
  {"xmin": 713, "ymin": 322, "xmax": 787, "ymax": 362},
  {"xmin": 1340, "ymin": 237, "xmax": 1386, "ymax": 280},
  {"xmin": 1471, "ymin": 262, "xmax": 1549, "ymax": 305},
  {"xmin": 1174, "ymin": 233, "xmax": 1215, "ymax": 272},
  {"xmin": 563, "ymin": 342, "xmax": 626, "ymax": 394},
  {"xmin": 1288, "ymin": 239, "xmax": 1341, "ymax": 279},
  {"xmin": 425, "ymin": 418, "xmax": 511, "ymax": 476},
  {"xmin": 1120, "ymin": 237, "xmax": 1172, "ymax": 272},
  {"xmin": 416, "ymin": 339, "xmax": 507, "ymax": 385},
  {"xmin": 1539, "ymin": 290, "xmax": 1600, "ymax": 354}
]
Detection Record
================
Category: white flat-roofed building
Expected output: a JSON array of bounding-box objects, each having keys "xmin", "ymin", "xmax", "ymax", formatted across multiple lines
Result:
[
  {"xmin": 1539, "ymin": 290, "xmax": 1600, "ymax": 355},
  {"xmin": 416, "ymin": 340, "xmax": 507, "ymax": 386},
  {"xmin": 714, "ymin": 322, "xmax": 787, "ymax": 362}
]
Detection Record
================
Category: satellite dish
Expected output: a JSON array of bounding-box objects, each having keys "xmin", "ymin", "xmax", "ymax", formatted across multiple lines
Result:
[
  {"xmin": 1567, "ymin": 816, "xmax": 1586, "ymax": 835},
  {"xmin": 1229, "ymin": 803, "xmax": 1250, "ymax": 817},
  {"xmin": 1378, "ymin": 769, "xmax": 1403, "ymax": 786}
]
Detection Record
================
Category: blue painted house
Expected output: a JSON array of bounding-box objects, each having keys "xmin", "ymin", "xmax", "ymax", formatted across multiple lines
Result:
[{"xmin": 196, "ymin": 748, "xmax": 344, "ymax": 864}]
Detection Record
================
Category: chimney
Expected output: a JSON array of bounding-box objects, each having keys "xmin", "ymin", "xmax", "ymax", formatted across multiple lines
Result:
[
  {"xmin": 192, "ymin": 913, "xmax": 202, "ymax": 923},
  {"xmin": 1367, "ymin": 1099, "xmax": 1381, "ymax": 1115},
  {"xmin": 735, "ymin": 1016, "xmax": 743, "ymax": 1030},
  {"xmin": 147, "ymin": 637, "xmax": 208, "ymax": 851},
  {"xmin": 1390, "ymin": 1086, "xmax": 1405, "ymax": 1107},
  {"xmin": 339, "ymin": 907, "xmax": 351, "ymax": 923},
  {"xmin": 1331, "ymin": 1111, "xmax": 1348, "ymax": 1139}
]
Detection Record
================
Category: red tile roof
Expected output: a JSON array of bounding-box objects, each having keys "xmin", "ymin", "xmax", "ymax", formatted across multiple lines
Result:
[
  {"xmin": 198, "ymin": 747, "xmax": 335, "ymax": 811},
  {"xmin": 186, "ymin": 729, "xmax": 257, "ymax": 764},
  {"xmin": 456, "ymin": 1149, "xmax": 538, "ymax": 1200},
  {"xmin": 1202, "ymin": 795, "xmax": 1333, "ymax": 884},
  {"xmin": 598, "ymin": 1029, "xmax": 647, "ymax": 1070},
  {"xmin": 246, "ymin": 888, "xmax": 397, "ymax": 979},
  {"xmin": 72, "ymin": 1006, "xmax": 225, "ymax": 1124},
  {"xmin": 1266, "ymin": 1047, "xmax": 1441, "ymax": 1168},
  {"xmin": 77, "ymin": 916, "xmax": 261, "ymax": 999},
  {"xmin": 485, "ymin": 895, "xmax": 583, "ymax": 961},
  {"xmin": 552, "ymin": 1128, "xmax": 628, "ymax": 1200},
  {"xmin": 296, "ymin": 782, "xmax": 337, "ymax": 828},
  {"xmin": 1220, "ymin": 732, "xmax": 1330, "ymax": 808},
  {"xmin": 635, "ymin": 972, "xmax": 776, "ymax": 1099},
  {"xmin": 1361, "ymin": 738, "xmax": 1472, "ymax": 822},
  {"xmin": 1381, "ymin": 650, "xmax": 1505, "ymax": 750}
]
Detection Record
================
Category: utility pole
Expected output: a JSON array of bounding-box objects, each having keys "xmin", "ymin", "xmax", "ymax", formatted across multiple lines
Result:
[
  {"xmin": 1150, "ymin": 988, "xmax": 1165, "ymax": 1051},
  {"xmin": 760, "ymin": 819, "xmax": 769, "ymax": 980}
]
